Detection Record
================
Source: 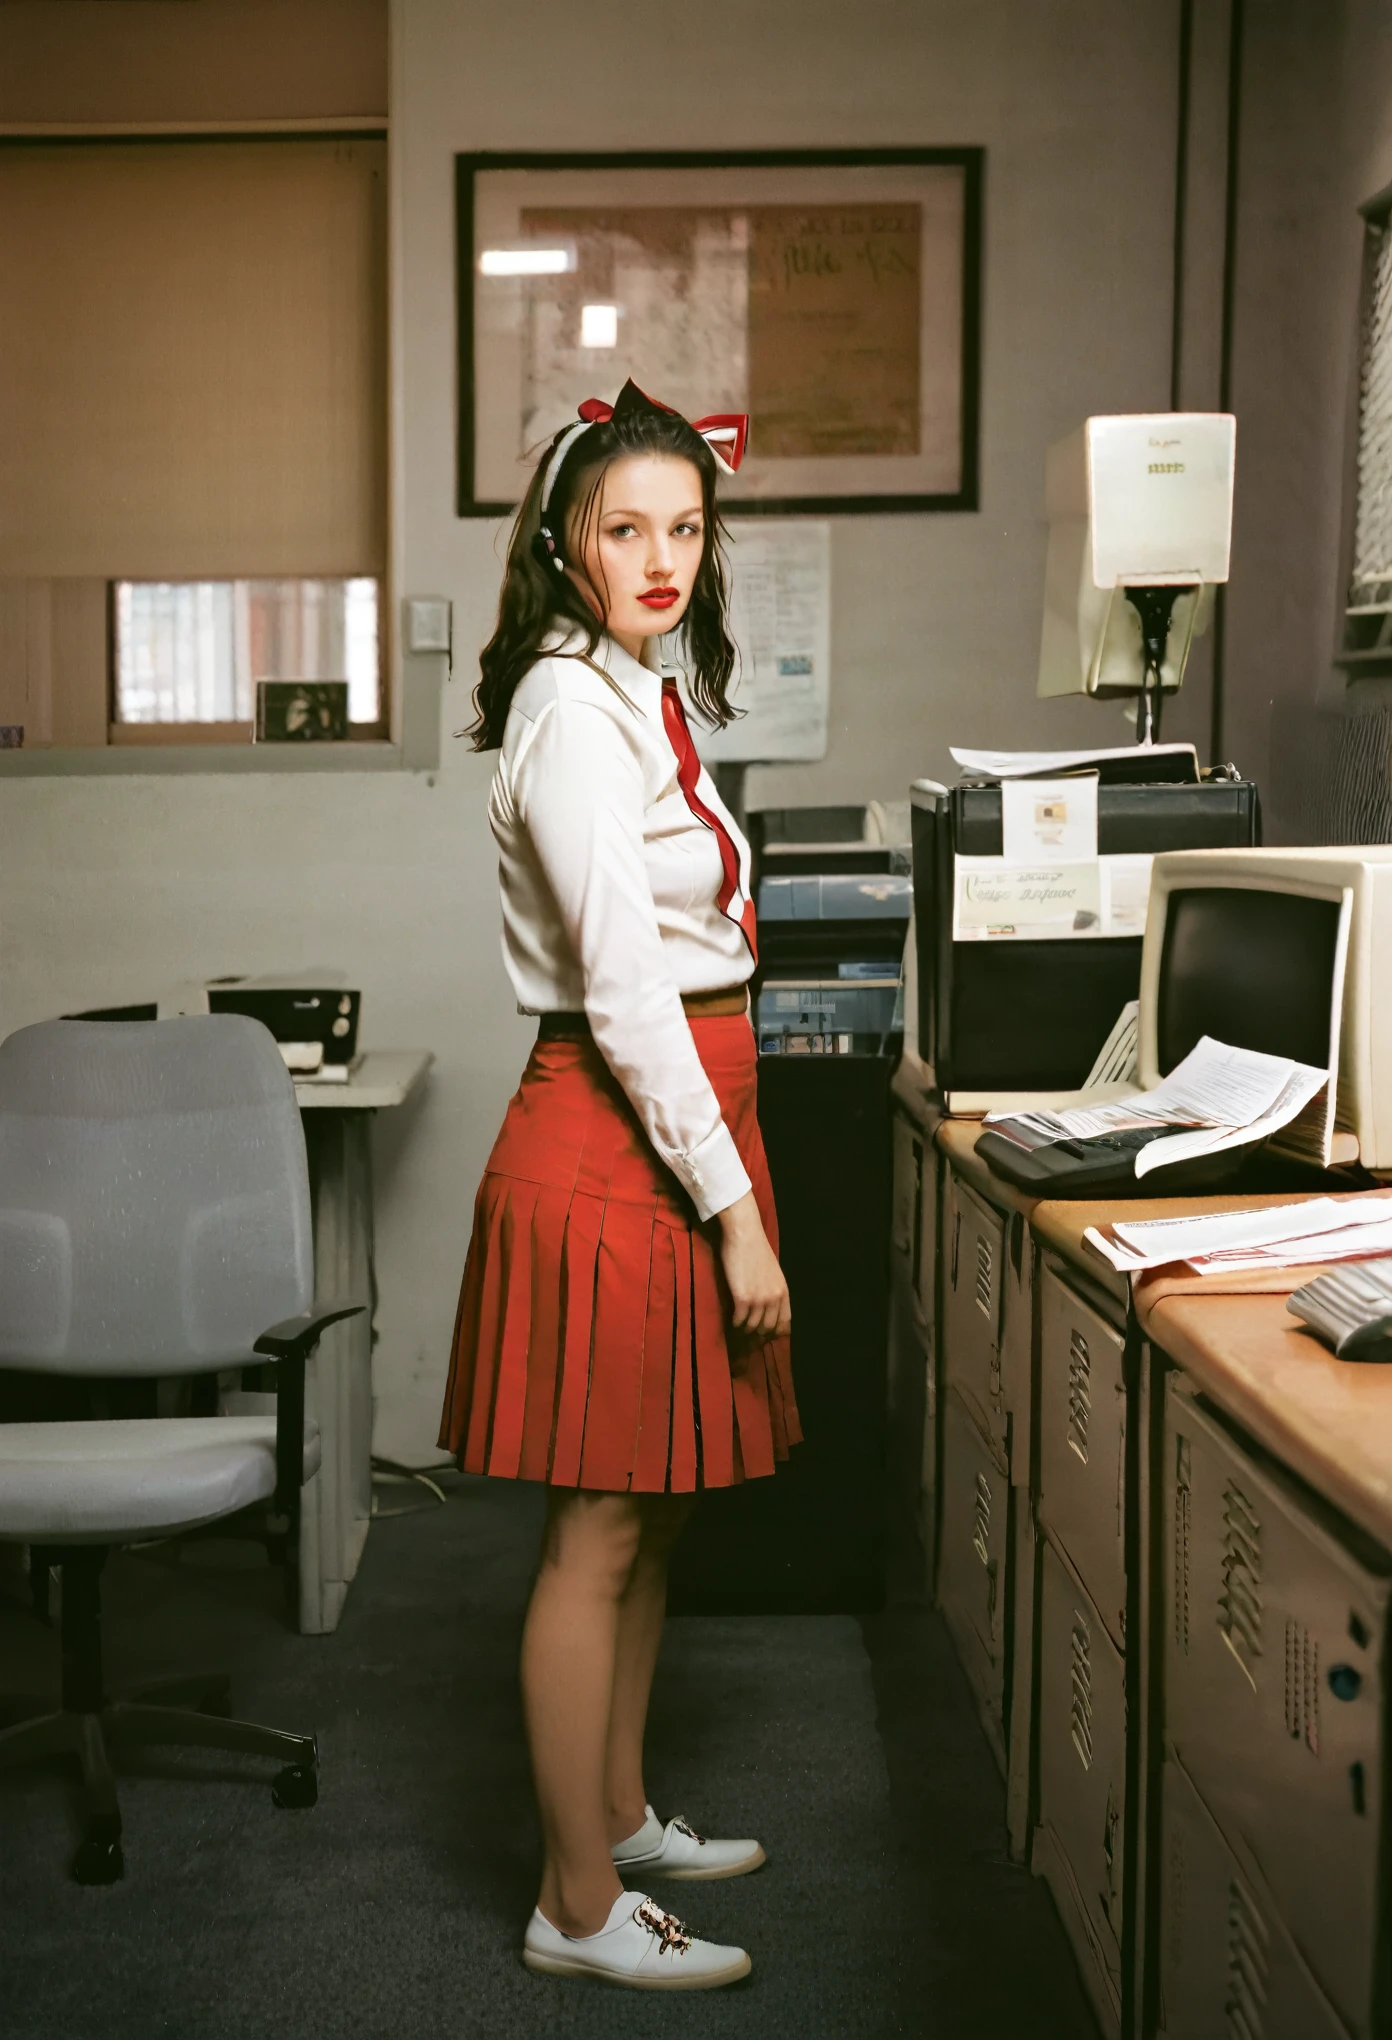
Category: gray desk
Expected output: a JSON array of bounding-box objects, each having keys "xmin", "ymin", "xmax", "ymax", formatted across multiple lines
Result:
[{"xmin": 292, "ymin": 1051, "xmax": 432, "ymax": 1634}]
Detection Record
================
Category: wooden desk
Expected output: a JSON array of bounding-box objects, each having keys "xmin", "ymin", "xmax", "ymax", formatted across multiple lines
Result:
[{"xmin": 290, "ymin": 1050, "xmax": 432, "ymax": 1634}]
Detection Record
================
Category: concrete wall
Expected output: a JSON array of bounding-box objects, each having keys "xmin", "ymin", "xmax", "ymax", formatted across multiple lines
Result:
[{"xmin": 0, "ymin": 0, "xmax": 1211, "ymax": 1457}]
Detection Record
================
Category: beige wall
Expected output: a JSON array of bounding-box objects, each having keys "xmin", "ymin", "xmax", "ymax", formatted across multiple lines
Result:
[
  {"xmin": 0, "ymin": 0, "xmax": 1230, "ymax": 1457},
  {"xmin": 0, "ymin": 0, "xmax": 387, "ymax": 126}
]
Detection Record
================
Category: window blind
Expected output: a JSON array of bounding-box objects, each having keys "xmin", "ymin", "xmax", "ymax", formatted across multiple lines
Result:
[{"xmin": 0, "ymin": 137, "xmax": 386, "ymax": 582}]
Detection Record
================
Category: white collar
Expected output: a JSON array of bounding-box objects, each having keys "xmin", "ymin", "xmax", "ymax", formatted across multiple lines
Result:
[{"xmin": 542, "ymin": 624, "xmax": 670, "ymax": 704}]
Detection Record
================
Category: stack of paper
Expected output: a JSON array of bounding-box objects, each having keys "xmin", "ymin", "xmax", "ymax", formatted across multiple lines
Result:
[
  {"xmin": 1085, "ymin": 1196, "xmax": 1392, "ymax": 1275},
  {"xmin": 949, "ymin": 742, "xmax": 1200, "ymax": 783},
  {"xmin": 985, "ymin": 1034, "xmax": 1330, "ymax": 1180}
]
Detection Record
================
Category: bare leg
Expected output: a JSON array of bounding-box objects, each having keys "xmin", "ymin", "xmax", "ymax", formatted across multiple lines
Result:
[
  {"xmin": 523, "ymin": 1488, "xmax": 643, "ymax": 1937},
  {"xmin": 605, "ymin": 1493, "xmax": 697, "ymax": 1845}
]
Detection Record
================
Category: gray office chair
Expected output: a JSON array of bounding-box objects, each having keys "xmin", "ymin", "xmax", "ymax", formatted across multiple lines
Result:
[{"xmin": 0, "ymin": 1016, "xmax": 362, "ymax": 1885}]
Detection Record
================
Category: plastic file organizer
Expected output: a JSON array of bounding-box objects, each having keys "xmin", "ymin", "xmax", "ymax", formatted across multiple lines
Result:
[{"xmin": 909, "ymin": 776, "xmax": 1260, "ymax": 1094}]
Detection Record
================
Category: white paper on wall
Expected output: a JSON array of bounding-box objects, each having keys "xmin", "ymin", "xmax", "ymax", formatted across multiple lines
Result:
[{"xmin": 691, "ymin": 520, "xmax": 831, "ymax": 763}]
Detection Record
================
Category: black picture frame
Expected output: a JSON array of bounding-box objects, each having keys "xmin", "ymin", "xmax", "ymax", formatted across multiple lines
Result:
[{"xmin": 456, "ymin": 146, "xmax": 984, "ymax": 519}]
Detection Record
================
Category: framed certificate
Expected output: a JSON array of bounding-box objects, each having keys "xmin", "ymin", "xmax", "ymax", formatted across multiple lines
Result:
[{"xmin": 457, "ymin": 148, "xmax": 983, "ymax": 517}]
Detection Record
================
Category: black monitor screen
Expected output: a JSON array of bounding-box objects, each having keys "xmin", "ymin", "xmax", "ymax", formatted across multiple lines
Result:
[{"xmin": 1157, "ymin": 887, "xmax": 1341, "ymax": 1074}]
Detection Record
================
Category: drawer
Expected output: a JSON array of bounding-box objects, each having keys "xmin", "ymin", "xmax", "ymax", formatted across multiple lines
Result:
[
  {"xmin": 1164, "ymin": 1378, "xmax": 1390, "ymax": 2040},
  {"xmin": 998, "ymin": 1209, "xmax": 1034, "ymax": 1487},
  {"xmin": 1035, "ymin": 1534, "xmax": 1126, "ymax": 2038},
  {"xmin": 938, "ymin": 1386, "xmax": 1008, "ymax": 1766},
  {"xmin": 943, "ymin": 1171, "xmax": 1006, "ymax": 1447},
  {"xmin": 1038, "ymin": 1262, "xmax": 1127, "ymax": 1652},
  {"xmin": 1157, "ymin": 1754, "xmax": 1346, "ymax": 2040}
]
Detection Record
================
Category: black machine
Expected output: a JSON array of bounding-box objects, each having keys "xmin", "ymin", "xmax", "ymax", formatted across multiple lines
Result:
[
  {"xmin": 910, "ymin": 772, "xmax": 1261, "ymax": 1093},
  {"xmin": 975, "ymin": 870, "xmax": 1350, "ymax": 1198},
  {"xmin": 668, "ymin": 807, "xmax": 911, "ymax": 1617}
]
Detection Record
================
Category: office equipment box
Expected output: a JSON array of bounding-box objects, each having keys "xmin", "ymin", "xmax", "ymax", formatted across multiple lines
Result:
[
  {"xmin": 1037, "ymin": 1259, "xmax": 1128, "ymax": 1652},
  {"xmin": 909, "ymin": 777, "xmax": 1260, "ymax": 1091},
  {"xmin": 938, "ymin": 1386, "xmax": 1010, "ymax": 1769},
  {"xmin": 1034, "ymin": 1532, "xmax": 1128, "ymax": 2040},
  {"xmin": 1157, "ymin": 1753, "xmax": 1347, "ymax": 2040},
  {"xmin": 1163, "ymin": 1377, "xmax": 1391, "ymax": 2039}
]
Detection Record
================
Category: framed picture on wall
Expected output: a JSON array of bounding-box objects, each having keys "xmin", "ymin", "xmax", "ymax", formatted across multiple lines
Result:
[{"xmin": 456, "ymin": 147, "xmax": 983, "ymax": 517}]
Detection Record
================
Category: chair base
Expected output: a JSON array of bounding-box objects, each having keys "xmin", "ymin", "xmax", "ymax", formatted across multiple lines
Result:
[{"xmin": 0, "ymin": 1684, "xmax": 318, "ymax": 1885}]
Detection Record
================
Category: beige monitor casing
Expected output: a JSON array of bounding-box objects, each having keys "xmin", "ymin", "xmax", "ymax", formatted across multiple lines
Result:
[{"xmin": 1139, "ymin": 846, "xmax": 1392, "ymax": 1172}]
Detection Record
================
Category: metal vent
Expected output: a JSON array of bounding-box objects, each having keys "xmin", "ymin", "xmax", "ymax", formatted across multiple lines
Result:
[
  {"xmin": 974, "ymin": 1232, "xmax": 993, "ymax": 1319},
  {"xmin": 1069, "ymin": 1608, "xmax": 1094, "ymax": 1770},
  {"xmin": 1352, "ymin": 217, "xmax": 1392, "ymax": 606},
  {"xmin": 1174, "ymin": 1433, "xmax": 1192, "ymax": 1654},
  {"xmin": 972, "ymin": 1470, "xmax": 992, "ymax": 1567},
  {"xmin": 1225, "ymin": 1877, "xmax": 1269, "ymax": 2040},
  {"xmin": 1067, "ymin": 1328, "xmax": 1091, "ymax": 1462},
  {"xmin": 1284, "ymin": 1620, "xmax": 1320, "ymax": 1756},
  {"xmin": 1219, "ymin": 1482, "xmax": 1263, "ymax": 1687}
]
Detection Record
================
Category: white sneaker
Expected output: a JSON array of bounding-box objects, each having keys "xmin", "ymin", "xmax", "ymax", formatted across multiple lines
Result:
[
  {"xmin": 611, "ymin": 1804, "xmax": 767, "ymax": 1881},
  {"xmin": 522, "ymin": 1889, "xmax": 751, "ymax": 1989}
]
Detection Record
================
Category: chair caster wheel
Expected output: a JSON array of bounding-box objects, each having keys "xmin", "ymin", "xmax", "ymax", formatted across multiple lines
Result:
[
  {"xmin": 73, "ymin": 1831, "xmax": 124, "ymax": 1885},
  {"xmin": 272, "ymin": 1761, "xmax": 318, "ymax": 1810}
]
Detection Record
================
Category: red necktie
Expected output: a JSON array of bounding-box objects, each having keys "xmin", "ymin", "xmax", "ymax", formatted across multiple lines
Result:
[{"xmin": 661, "ymin": 680, "xmax": 758, "ymax": 963}]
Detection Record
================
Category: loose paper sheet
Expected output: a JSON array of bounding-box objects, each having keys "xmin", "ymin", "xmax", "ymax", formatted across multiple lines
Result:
[
  {"xmin": 949, "ymin": 741, "xmax": 1199, "ymax": 781},
  {"xmin": 694, "ymin": 520, "xmax": 830, "ymax": 763},
  {"xmin": 988, "ymin": 1034, "xmax": 1330, "ymax": 1180},
  {"xmin": 953, "ymin": 854, "xmax": 1151, "ymax": 940}
]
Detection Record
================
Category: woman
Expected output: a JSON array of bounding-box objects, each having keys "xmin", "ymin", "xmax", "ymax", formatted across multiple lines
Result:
[{"xmin": 439, "ymin": 378, "xmax": 800, "ymax": 1992}]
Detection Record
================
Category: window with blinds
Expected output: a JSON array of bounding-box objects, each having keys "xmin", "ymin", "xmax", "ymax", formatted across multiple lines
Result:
[
  {"xmin": 0, "ymin": 135, "xmax": 387, "ymax": 746},
  {"xmin": 1347, "ymin": 207, "xmax": 1392, "ymax": 662}
]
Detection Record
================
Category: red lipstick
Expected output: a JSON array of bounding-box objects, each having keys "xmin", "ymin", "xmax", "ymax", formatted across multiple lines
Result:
[{"xmin": 637, "ymin": 587, "xmax": 680, "ymax": 610}]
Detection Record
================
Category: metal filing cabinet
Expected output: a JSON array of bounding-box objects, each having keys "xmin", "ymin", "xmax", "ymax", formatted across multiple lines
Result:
[
  {"xmin": 1156, "ymin": 1753, "xmax": 1346, "ymax": 2040},
  {"xmin": 1037, "ymin": 1259, "xmax": 1129, "ymax": 1652},
  {"xmin": 938, "ymin": 1385, "xmax": 1009, "ymax": 1767},
  {"xmin": 1035, "ymin": 1533, "xmax": 1128, "ymax": 2039},
  {"xmin": 942, "ymin": 1171, "xmax": 1007, "ymax": 1454},
  {"xmin": 888, "ymin": 1107, "xmax": 935, "ymax": 1587},
  {"xmin": 1163, "ymin": 1378, "xmax": 1391, "ymax": 2038}
]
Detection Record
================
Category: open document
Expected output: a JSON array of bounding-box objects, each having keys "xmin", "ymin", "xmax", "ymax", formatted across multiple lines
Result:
[
  {"xmin": 984, "ymin": 1035, "xmax": 1330, "ymax": 1181},
  {"xmin": 1086, "ymin": 1196, "xmax": 1392, "ymax": 1274}
]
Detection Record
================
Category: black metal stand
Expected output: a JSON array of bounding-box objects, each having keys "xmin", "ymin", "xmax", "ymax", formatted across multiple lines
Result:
[{"xmin": 0, "ymin": 1547, "xmax": 318, "ymax": 1885}]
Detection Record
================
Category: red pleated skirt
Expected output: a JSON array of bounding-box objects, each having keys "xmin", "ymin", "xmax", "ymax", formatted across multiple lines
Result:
[{"xmin": 438, "ymin": 1014, "xmax": 800, "ymax": 1493}]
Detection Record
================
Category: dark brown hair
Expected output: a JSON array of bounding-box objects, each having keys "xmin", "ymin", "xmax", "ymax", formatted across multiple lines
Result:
[{"xmin": 466, "ymin": 398, "xmax": 740, "ymax": 750}]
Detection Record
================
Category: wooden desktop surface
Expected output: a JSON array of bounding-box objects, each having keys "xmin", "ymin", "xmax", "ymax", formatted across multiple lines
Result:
[{"xmin": 934, "ymin": 1110, "xmax": 1392, "ymax": 1544}]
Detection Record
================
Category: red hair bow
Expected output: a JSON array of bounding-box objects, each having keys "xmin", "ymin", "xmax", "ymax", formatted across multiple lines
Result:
[{"xmin": 577, "ymin": 380, "xmax": 749, "ymax": 474}]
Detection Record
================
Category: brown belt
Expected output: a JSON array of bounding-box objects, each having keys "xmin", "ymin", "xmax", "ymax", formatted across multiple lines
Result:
[{"xmin": 539, "ymin": 985, "xmax": 748, "ymax": 1039}]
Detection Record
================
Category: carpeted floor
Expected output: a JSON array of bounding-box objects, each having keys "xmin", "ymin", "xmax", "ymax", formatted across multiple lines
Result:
[{"xmin": 0, "ymin": 1476, "xmax": 1095, "ymax": 2039}]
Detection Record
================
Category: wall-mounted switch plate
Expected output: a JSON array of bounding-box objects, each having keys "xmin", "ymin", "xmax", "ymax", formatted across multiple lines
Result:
[{"xmin": 405, "ymin": 597, "xmax": 452, "ymax": 656}]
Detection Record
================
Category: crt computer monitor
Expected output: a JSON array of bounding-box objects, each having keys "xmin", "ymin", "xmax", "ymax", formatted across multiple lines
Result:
[{"xmin": 1137, "ymin": 847, "xmax": 1392, "ymax": 1172}]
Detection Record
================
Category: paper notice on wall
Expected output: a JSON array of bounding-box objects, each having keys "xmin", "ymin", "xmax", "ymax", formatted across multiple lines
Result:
[
  {"xmin": 693, "ymin": 520, "xmax": 830, "ymax": 763},
  {"xmin": 953, "ymin": 854, "xmax": 1153, "ymax": 940},
  {"xmin": 1000, "ymin": 775, "xmax": 1098, "ymax": 862}
]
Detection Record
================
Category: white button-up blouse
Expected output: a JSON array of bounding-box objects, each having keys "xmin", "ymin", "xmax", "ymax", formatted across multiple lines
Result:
[{"xmin": 488, "ymin": 631, "xmax": 756, "ymax": 1223}]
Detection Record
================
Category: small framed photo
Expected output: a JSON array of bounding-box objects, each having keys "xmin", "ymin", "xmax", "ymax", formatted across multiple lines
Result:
[
  {"xmin": 457, "ymin": 148, "xmax": 983, "ymax": 517},
  {"xmin": 254, "ymin": 681, "xmax": 349, "ymax": 743}
]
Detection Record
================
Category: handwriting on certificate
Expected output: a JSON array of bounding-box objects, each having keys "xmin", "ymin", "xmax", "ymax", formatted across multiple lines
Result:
[{"xmin": 954, "ymin": 860, "xmax": 1102, "ymax": 939}]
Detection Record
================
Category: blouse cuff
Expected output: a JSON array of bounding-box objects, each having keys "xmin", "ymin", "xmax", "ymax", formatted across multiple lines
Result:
[{"xmin": 678, "ymin": 1119, "xmax": 753, "ymax": 1224}]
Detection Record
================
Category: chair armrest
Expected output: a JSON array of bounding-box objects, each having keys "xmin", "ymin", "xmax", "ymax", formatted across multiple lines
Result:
[
  {"xmin": 254, "ymin": 1302, "xmax": 366, "ymax": 1367},
  {"xmin": 258, "ymin": 1301, "xmax": 367, "ymax": 1521}
]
